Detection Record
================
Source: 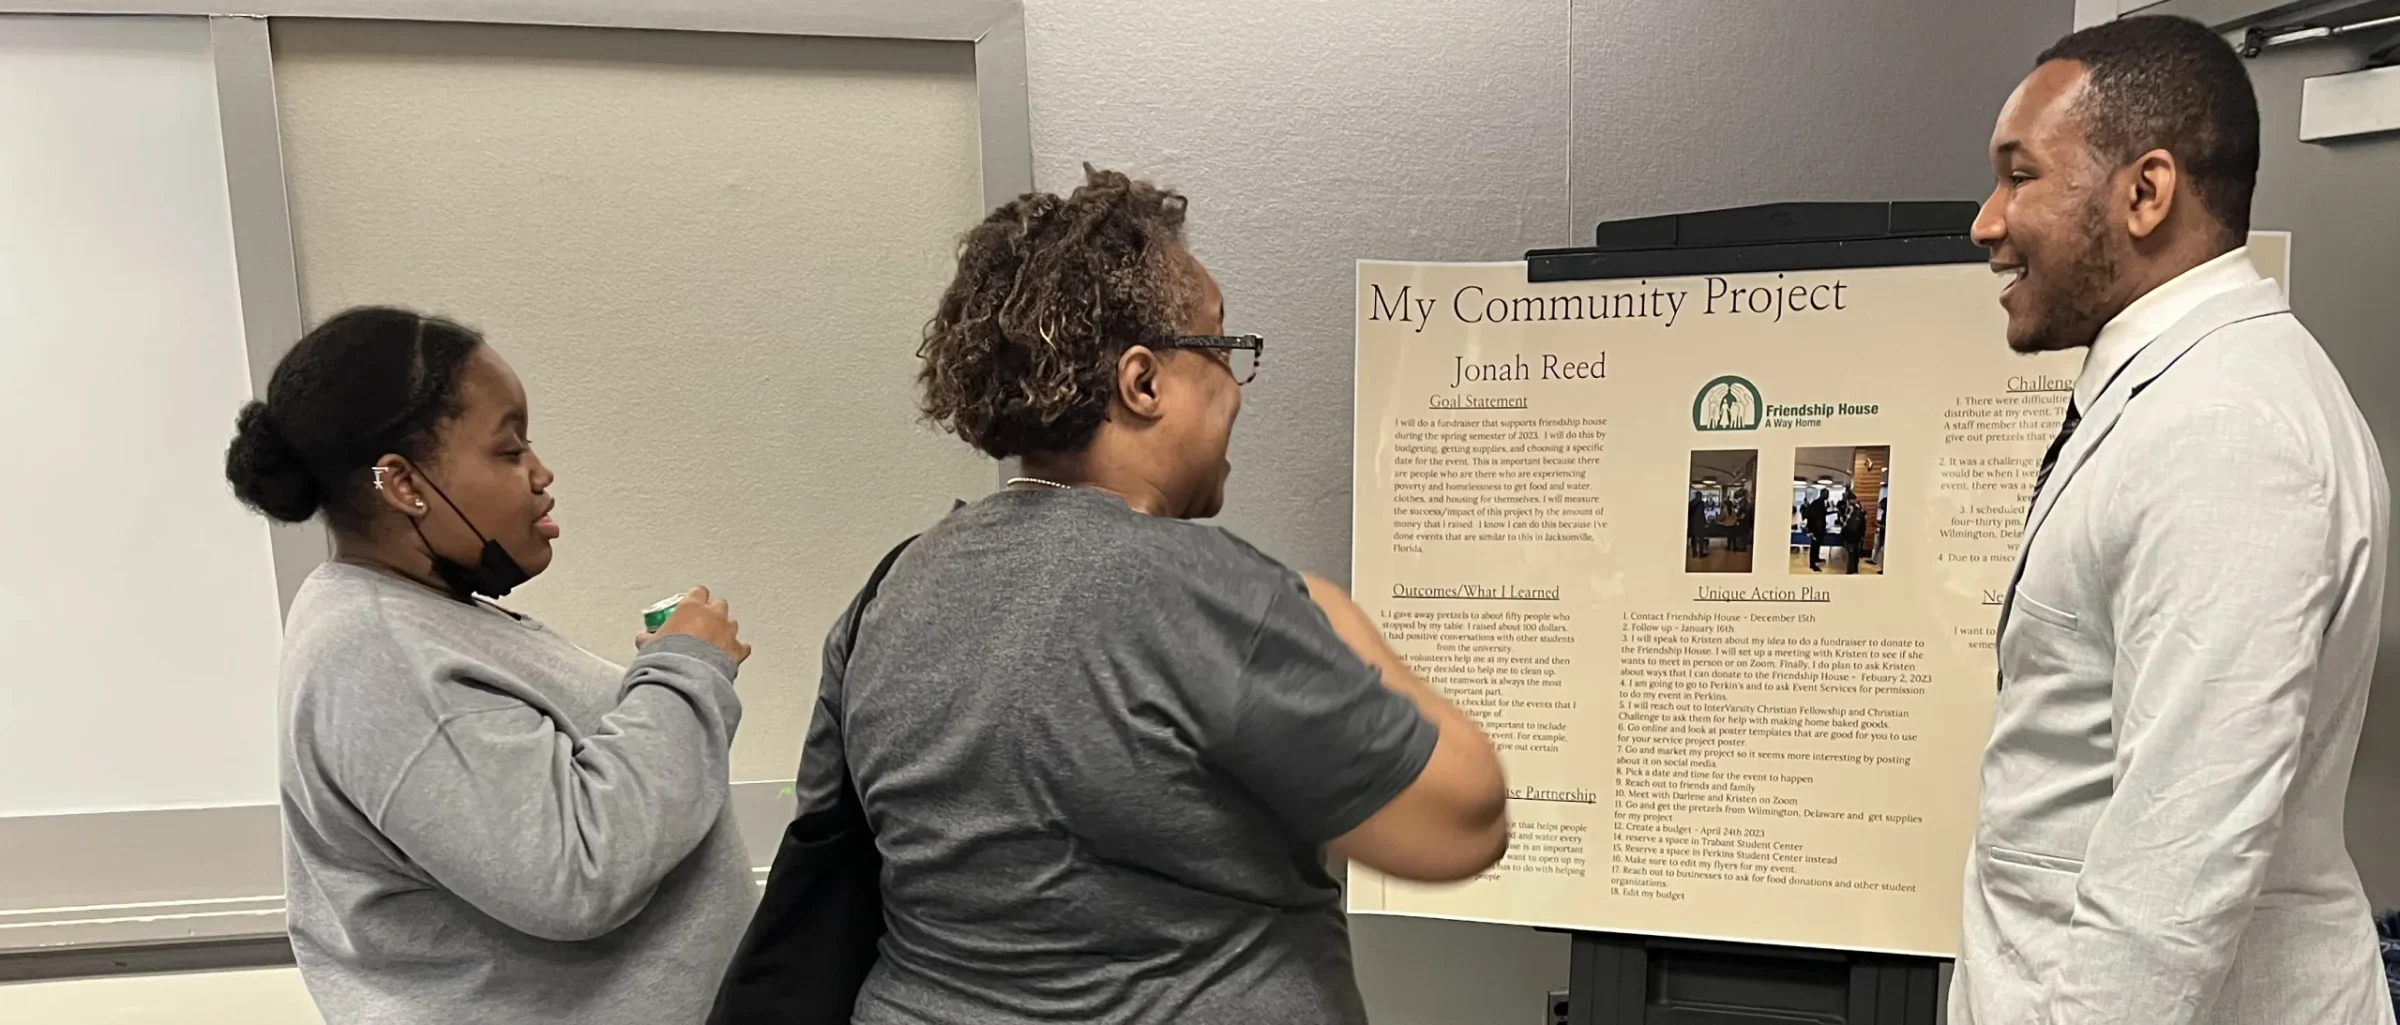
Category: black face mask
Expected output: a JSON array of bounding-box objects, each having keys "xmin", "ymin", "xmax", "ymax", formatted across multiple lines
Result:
[{"xmin": 410, "ymin": 476, "xmax": 531, "ymax": 600}]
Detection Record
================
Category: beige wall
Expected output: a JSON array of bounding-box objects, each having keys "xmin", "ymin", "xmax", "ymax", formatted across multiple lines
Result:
[{"xmin": 272, "ymin": 20, "xmax": 995, "ymax": 780}]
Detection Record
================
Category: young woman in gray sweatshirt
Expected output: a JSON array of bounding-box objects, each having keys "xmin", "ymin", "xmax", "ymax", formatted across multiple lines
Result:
[{"xmin": 223, "ymin": 307, "xmax": 755, "ymax": 1024}]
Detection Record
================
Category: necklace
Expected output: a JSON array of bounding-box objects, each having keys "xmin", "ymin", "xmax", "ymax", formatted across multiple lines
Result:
[{"xmin": 1006, "ymin": 476, "xmax": 1075, "ymax": 490}]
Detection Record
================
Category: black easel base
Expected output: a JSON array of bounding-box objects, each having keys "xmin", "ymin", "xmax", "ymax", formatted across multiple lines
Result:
[{"xmin": 1563, "ymin": 931, "xmax": 1942, "ymax": 1025}]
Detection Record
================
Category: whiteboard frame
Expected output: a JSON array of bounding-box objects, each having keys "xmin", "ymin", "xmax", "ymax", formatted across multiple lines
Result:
[
  {"xmin": 212, "ymin": 14, "xmax": 325, "ymax": 613},
  {"xmin": 0, "ymin": 0, "xmax": 1028, "ymax": 966},
  {"xmin": 7, "ymin": 0, "xmax": 1033, "ymax": 615}
]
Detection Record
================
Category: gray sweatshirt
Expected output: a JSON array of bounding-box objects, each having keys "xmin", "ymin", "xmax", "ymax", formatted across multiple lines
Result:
[{"xmin": 278, "ymin": 562, "xmax": 753, "ymax": 1024}]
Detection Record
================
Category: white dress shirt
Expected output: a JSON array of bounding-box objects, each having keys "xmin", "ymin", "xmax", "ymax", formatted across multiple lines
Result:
[{"xmin": 2074, "ymin": 246, "xmax": 2265, "ymax": 411}]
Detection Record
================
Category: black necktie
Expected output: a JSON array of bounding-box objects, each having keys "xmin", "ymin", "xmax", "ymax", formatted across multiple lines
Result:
[
  {"xmin": 2028, "ymin": 400, "xmax": 2081, "ymax": 522},
  {"xmin": 2000, "ymin": 400, "xmax": 2081, "ymax": 690}
]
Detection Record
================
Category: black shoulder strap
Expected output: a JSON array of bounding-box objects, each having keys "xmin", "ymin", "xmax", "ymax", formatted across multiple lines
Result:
[
  {"xmin": 829, "ymin": 533, "xmax": 919, "ymax": 822},
  {"xmin": 844, "ymin": 498, "xmax": 956, "ymax": 666},
  {"xmin": 843, "ymin": 534, "xmax": 918, "ymax": 671},
  {"xmin": 835, "ymin": 501, "xmax": 958, "ymax": 663},
  {"xmin": 829, "ymin": 504, "xmax": 962, "ymax": 809}
]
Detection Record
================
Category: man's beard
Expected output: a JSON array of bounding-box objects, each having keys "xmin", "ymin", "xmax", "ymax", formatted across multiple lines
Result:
[{"xmin": 2011, "ymin": 199, "xmax": 2125, "ymax": 354}]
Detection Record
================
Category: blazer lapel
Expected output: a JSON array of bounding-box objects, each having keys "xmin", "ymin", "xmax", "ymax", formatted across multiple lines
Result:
[{"xmin": 1996, "ymin": 280, "xmax": 2289, "ymax": 674}]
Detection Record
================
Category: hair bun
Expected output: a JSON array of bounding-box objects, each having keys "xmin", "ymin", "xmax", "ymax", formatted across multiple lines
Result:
[{"xmin": 226, "ymin": 401, "xmax": 322, "ymax": 523}]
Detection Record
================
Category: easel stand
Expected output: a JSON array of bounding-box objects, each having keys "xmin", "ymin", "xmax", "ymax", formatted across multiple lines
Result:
[
  {"xmin": 1563, "ymin": 932, "xmax": 1940, "ymax": 1025},
  {"xmin": 1526, "ymin": 199, "xmax": 1985, "ymax": 282},
  {"xmin": 1526, "ymin": 201, "xmax": 1978, "ymax": 1025}
]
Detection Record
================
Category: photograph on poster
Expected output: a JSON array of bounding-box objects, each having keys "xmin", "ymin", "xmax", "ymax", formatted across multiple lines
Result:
[
  {"xmin": 1791, "ymin": 445, "xmax": 1890, "ymax": 576},
  {"xmin": 1686, "ymin": 450, "xmax": 1759, "ymax": 573}
]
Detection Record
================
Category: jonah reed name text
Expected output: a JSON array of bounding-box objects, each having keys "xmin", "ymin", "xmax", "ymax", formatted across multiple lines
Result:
[{"xmin": 1451, "ymin": 352, "xmax": 1607, "ymax": 388}]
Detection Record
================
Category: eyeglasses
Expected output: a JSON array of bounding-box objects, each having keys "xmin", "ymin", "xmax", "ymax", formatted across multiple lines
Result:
[{"xmin": 1166, "ymin": 333, "xmax": 1264, "ymax": 385}]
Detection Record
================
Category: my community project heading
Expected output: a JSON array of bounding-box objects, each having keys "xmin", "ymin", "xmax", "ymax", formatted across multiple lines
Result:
[{"xmin": 1367, "ymin": 275, "xmax": 1852, "ymax": 332}]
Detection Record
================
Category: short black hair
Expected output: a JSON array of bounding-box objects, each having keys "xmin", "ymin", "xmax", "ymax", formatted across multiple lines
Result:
[
  {"xmin": 225, "ymin": 307, "xmax": 483, "ymax": 528},
  {"xmin": 2038, "ymin": 15, "xmax": 2260, "ymax": 244}
]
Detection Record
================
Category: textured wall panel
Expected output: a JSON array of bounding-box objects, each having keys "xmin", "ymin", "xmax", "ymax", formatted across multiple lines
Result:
[{"xmin": 1570, "ymin": 0, "xmax": 2070, "ymax": 224}]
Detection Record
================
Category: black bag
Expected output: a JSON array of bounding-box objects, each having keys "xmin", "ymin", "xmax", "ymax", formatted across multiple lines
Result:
[{"xmin": 707, "ymin": 535, "xmax": 916, "ymax": 1025}]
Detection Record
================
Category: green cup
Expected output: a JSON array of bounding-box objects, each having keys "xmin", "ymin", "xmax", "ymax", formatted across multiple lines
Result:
[{"xmin": 642, "ymin": 593, "xmax": 684, "ymax": 634}]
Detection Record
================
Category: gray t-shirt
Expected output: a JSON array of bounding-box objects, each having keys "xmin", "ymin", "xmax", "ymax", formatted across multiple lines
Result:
[
  {"xmin": 279, "ymin": 562, "xmax": 754, "ymax": 1024},
  {"xmin": 799, "ymin": 487, "xmax": 1438, "ymax": 1025}
]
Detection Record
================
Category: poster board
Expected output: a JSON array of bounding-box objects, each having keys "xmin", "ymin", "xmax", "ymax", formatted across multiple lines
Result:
[{"xmin": 1344, "ymin": 256, "xmax": 2080, "ymax": 957}]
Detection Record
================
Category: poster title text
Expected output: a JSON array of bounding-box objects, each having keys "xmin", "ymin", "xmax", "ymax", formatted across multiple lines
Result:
[{"xmin": 1369, "ymin": 276, "xmax": 1851, "ymax": 334}]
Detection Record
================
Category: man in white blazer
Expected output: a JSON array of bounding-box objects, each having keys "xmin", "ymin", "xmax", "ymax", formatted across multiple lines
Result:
[{"xmin": 1955, "ymin": 16, "xmax": 2392, "ymax": 1025}]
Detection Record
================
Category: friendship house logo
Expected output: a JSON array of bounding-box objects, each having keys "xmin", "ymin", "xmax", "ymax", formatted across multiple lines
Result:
[
  {"xmin": 1694, "ymin": 376, "xmax": 1762, "ymax": 431},
  {"xmin": 1693, "ymin": 374, "xmax": 1882, "ymax": 431}
]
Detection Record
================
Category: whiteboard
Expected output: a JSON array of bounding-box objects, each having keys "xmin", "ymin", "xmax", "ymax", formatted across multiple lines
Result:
[
  {"xmin": 270, "ymin": 18, "xmax": 997, "ymax": 782},
  {"xmin": 0, "ymin": 15, "xmax": 287, "ymax": 818}
]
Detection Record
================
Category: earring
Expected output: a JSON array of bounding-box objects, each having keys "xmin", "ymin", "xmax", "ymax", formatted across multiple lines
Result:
[
  {"xmin": 414, "ymin": 500, "xmax": 427, "ymax": 511},
  {"xmin": 371, "ymin": 467, "xmax": 388, "ymax": 491}
]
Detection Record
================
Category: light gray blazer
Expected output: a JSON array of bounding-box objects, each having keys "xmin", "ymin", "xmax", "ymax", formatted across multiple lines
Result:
[{"xmin": 1952, "ymin": 280, "xmax": 2394, "ymax": 1025}]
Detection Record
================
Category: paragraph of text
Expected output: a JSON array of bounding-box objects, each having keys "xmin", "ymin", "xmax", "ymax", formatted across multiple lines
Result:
[{"xmin": 1388, "ymin": 417, "xmax": 1610, "ymax": 546}]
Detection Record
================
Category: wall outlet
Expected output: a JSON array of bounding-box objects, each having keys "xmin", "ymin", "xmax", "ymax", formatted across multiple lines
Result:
[{"xmin": 1547, "ymin": 987, "xmax": 1570, "ymax": 1025}]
